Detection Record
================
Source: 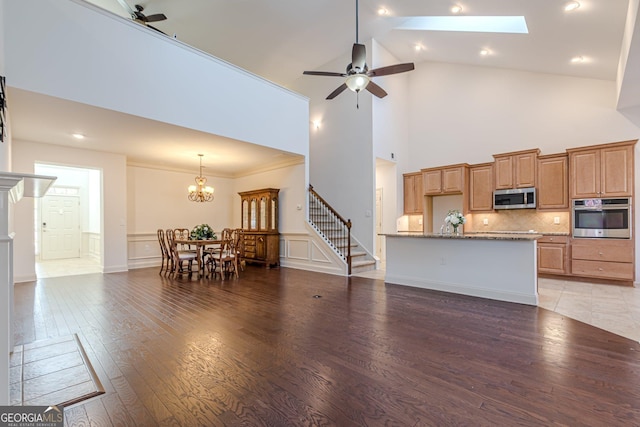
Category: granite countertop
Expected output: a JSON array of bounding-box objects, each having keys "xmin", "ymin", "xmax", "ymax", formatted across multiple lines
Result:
[{"xmin": 385, "ymin": 232, "xmax": 543, "ymax": 241}]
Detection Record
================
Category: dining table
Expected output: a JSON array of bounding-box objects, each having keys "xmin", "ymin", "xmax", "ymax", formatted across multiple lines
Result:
[{"xmin": 175, "ymin": 238, "xmax": 228, "ymax": 278}]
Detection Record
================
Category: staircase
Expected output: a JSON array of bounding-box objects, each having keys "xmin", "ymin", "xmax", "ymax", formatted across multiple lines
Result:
[{"xmin": 308, "ymin": 186, "xmax": 376, "ymax": 275}]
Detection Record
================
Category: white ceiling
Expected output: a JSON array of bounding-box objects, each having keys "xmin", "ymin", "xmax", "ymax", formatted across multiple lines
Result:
[{"xmin": 8, "ymin": 0, "xmax": 634, "ymax": 174}]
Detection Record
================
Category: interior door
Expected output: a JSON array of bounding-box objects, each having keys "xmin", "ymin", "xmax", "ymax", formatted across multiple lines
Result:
[
  {"xmin": 41, "ymin": 195, "xmax": 81, "ymax": 260},
  {"xmin": 376, "ymin": 188, "xmax": 384, "ymax": 262}
]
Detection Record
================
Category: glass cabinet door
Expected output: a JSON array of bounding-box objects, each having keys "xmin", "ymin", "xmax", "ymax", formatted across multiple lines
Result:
[
  {"xmin": 250, "ymin": 199, "xmax": 257, "ymax": 230},
  {"xmin": 259, "ymin": 197, "xmax": 267, "ymax": 230},
  {"xmin": 242, "ymin": 199, "xmax": 249, "ymax": 229},
  {"xmin": 271, "ymin": 199, "xmax": 277, "ymax": 230}
]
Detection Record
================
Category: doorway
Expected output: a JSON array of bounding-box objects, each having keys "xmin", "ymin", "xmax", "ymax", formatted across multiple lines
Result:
[{"xmin": 34, "ymin": 164, "xmax": 103, "ymax": 278}]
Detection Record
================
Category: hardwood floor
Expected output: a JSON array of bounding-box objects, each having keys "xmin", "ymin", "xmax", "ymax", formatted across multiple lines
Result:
[{"xmin": 13, "ymin": 266, "xmax": 640, "ymax": 426}]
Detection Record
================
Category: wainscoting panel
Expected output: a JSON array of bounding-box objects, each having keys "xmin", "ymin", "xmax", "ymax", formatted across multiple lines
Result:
[
  {"xmin": 279, "ymin": 226, "xmax": 347, "ymax": 276},
  {"xmin": 127, "ymin": 233, "xmax": 162, "ymax": 270}
]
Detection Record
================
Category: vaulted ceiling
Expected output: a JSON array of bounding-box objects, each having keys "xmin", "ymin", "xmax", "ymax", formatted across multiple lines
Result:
[{"xmin": 8, "ymin": 0, "xmax": 639, "ymax": 175}]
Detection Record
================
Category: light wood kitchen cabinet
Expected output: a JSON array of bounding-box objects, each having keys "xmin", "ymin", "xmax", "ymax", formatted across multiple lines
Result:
[
  {"xmin": 571, "ymin": 238, "xmax": 634, "ymax": 282},
  {"xmin": 567, "ymin": 140, "xmax": 636, "ymax": 198},
  {"xmin": 468, "ymin": 163, "xmax": 494, "ymax": 211},
  {"xmin": 493, "ymin": 149, "xmax": 540, "ymax": 190},
  {"xmin": 537, "ymin": 235, "xmax": 569, "ymax": 275},
  {"xmin": 537, "ymin": 153, "xmax": 568, "ymax": 210},
  {"xmin": 403, "ymin": 172, "xmax": 423, "ymax": 214},
  {"xmin": 239, "ymin": 188, "xmax": 280, "ymax": 268},
  {"xmin": 421, "ymin": 164, "xmax": 468, "ymax": 195}
]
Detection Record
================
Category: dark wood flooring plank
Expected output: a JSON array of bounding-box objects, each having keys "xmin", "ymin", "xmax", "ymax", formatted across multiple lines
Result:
[{"xmin": 14, "ymin": 266, "xmax": 640, "ymax": 426}]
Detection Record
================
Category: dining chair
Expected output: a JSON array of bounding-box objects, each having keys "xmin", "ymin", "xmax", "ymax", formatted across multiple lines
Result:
[
  {"xmin": 234, "ymin": 228, "xmax": 245, "ymax": 271},
  {"xmin": 174, "ymin": 228, "xmax": 196, "ymax": 253},
  {"xmin": 222, "ymin": 229, "xmax": 240, "ymax": 279},
  {"xmin": 157, "ymin": 229, "xmax": 170, "ymax": 274},
  {"xmin": 166, "ymin": 228, "xmax": 197, "ymax": 276},
  {"xmin": 221, "ymin": 228, "xmax": 232, "ymax": 242}
]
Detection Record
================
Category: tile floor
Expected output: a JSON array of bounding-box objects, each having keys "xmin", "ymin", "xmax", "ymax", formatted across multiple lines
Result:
[
  {"xmin": 10, "ymin": 334, "xmax": 104, "ymax": 406},
  {"xmin": 36, "ymin": 257, "xmax": 102, "ymax": 279},
  {"xmin": 354, "ymin": 267, "xmax": 640, "ymax": 343}
]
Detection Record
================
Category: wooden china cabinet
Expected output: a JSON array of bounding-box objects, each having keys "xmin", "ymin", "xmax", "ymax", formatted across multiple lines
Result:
[{"xmin": 239, "ymin": 188, "xmax": 280, "ymax": 268}]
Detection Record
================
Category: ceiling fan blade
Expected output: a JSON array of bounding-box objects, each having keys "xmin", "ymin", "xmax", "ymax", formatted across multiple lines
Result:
[
  {"xmin": 352, "ymin": 43, "xmax": 367, "ymax": 72},
  {"xmin": 327, "ymin": 83, "xmax": 348, "ymax": 100},
  {"xmin": 365, "ymin": 81, "xmax": 388, "ymax": 98},
  {"xmin": 303, "ymin": 71, "xmax": 346, "ymax": 77},
  {"xmin": 368, "ymin": 63, "xmax": 415, "ymax": 77},
  {"xmin": 147, "ymin": 24, "xmax": 168, "ymax": 35},
  {"xmin": 145, "ymin": 13, "xmax": 167, "ymax": 23}
]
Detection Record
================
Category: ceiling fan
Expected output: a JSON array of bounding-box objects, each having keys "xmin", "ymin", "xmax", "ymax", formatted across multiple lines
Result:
[
  {"xmin": 303, "ymin": 0, "xmax": 415, "ymax": 102},
  {"xmin": 115, "ymin": 0, "xmax": 168, "ymax": 34}
]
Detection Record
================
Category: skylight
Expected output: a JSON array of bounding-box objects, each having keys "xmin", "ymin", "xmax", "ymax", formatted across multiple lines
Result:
[{"xmin": 395, "ymin": 16, "xmax": 529, "ymax": 34}]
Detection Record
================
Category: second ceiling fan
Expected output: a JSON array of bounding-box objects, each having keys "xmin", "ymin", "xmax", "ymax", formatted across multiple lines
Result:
[
  {"xmin": 116, "ymin": 0, "xmax": 168, "ymax": 34},
  {"xmin": 303, "ymin": 0, "xmax": 415, "ymax": 101}
]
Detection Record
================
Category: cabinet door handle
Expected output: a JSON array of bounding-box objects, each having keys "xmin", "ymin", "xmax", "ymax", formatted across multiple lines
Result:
[
  {"xmin": 598, "ymin": 252, "xmax": 604, "ymax": 256},
  {"xmin": 598, "ymin": 267, "xmax": 604, "ymax": 271},
  {"xmin": 549, "ymin": 238, "xmax": 553, "ymax": 241}
]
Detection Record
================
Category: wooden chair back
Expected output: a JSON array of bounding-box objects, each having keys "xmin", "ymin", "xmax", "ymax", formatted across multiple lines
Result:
[{"xmin": 157, "ymin": 229, "xmax": 170, "ymax": 273}]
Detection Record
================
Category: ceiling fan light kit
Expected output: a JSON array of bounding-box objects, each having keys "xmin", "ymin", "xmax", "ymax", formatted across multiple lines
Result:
[{"xmin": 346, "ymin": 74, "xmax": 370, "ymax": 92}]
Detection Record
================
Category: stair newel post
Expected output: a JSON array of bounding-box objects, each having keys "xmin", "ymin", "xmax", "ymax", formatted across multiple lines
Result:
[{"xmin": 347, "ymin": 219, "xmax": 352, "ymax": 275}]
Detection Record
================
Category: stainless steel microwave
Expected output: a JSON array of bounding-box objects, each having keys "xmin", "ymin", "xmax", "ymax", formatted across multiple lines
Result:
[
  {"xmin": 572, "ymin": 198, "xmax": 631, "ymax": 239},
  {"xmin": 493, "ymin": 187, "xmax": 536, "ymax": 210}
]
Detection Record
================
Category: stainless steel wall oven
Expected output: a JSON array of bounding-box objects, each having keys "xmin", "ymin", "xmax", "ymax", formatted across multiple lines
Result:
[{"xmin": 572, "ymin": 198, "xmax": 631, "ymax": 239}]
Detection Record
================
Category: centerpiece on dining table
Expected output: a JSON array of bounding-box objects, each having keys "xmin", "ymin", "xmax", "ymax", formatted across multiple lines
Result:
[{"xmin": 190, "ymin": 224, "xmax": 216, "ymax": 240}]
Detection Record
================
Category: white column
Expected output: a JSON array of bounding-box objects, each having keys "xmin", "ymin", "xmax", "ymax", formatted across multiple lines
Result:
[{"xmin": 0, "ymin": 175, "xmax": 22, "ymax": 405}]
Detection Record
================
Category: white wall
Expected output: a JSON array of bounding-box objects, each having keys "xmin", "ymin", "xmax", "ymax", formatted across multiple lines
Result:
[
  {"xmin": 407, "ymin": 62, "xmax": 640, "ymax": 169},
  {"xmin": 233, "ymin": 162, "xmax": 307, "ymax": 234},
  {"xmin": 4, "ymin": 0, "xmax": 309, "ymax": 158},
  {"xmin": 371, "ymin": 40, "xmax": 411, "ymax": 255},
  {"xmin": 290, "ymin": 42, "xmax": 375, "ymax": 253},
  {"xmin": 127, "ymin": 165, "xmax": 234, "ymax": 235},
  {"xmin": 12, "ymin": 139, "xmax": 128, "ymax": 280}
]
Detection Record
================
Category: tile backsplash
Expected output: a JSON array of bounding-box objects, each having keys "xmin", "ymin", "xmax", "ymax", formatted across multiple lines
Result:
[{"xmin": 466, "ymin": 210, "xmax": 570, "ymax": 234}]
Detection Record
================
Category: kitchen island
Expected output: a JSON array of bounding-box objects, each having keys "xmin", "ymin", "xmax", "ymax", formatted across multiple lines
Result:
[{"xmin": 384, "ymin": 232, "xmax": 541, "ymax": 305}]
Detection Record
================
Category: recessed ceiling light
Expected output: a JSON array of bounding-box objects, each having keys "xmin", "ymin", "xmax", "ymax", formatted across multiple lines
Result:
[
  {"xmin": 564, "ymin": 1, "xmax": 580, "ymax": 12},
  {"xmin": 377, "ymin": 7, "xmax": 388, "ymax": 16},
  {"xmin": 451, "ymin": 4, "xmax": 463, "ymax": 14},
  {"xmin": 480, "ymin": 48, "xmax": 491, "ymax": 56},
  {"xmin": 414, "ymin": 43, "xmax": 425, "ymax": 52},
  {"xmin": 571, "ymin": 55, "xmax": 585, "ymax": 63},
  {"xmin": 72, "ymin": 133, "xmax": 85, "ymax": 140}
]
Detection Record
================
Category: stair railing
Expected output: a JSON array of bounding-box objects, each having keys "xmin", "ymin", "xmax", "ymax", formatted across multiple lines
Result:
[{"xmin": 308, "ymin": 184, "xmax": 352, "ymax": 274}]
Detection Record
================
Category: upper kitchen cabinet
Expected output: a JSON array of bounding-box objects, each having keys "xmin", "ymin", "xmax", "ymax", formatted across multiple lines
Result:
[
  {"xmin": 422, "ymin": 164, "xmax": 468, "ymax": 195},
  {"xmin": 403, "ymin": 172, "xmax": 423, "ymax": 215},
  {"xmin": 468, "ymin": 163, "xmax": 494, "ymax": 212},
  {"xmin": 493, "ymin": 149, "xmax": 540, "ymax": 190},
  {"xmin": 537, "ymin": 153, "xmax": 568, "ymax": 210},
  {"xmin": 567, "ymin": 140, "xmax": 636, "ymax": 198}
]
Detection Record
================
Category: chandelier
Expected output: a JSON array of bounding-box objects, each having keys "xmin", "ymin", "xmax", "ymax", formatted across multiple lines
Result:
[{"xmin": 188, "ymin": 154, "xmax": 214, "ymax": 202}]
